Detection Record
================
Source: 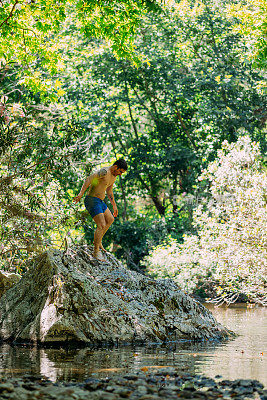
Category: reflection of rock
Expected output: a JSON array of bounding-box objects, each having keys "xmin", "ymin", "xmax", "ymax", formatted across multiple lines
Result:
[
  {"xmin": 0, "ymin": 246, "xmax": 231, "ymax": 344},
  {"xmin": 39, "ymin": 349, "xmax": 60, "ymax": 382},
  {"xmin": 0, "ymin": 271, "xmax": 20, "ymax": 299},
  {"xmin": 0, "ymin": 343, "xmax": 211, "ymax": 382}
]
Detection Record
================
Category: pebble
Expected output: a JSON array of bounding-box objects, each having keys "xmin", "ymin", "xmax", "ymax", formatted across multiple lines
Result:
[
  {"xmin": 124, "ymin": 374, "xmax": 139, "ymax": 381},
  {"xmin": 0, "ymin": 371, "xmax": 265, "ymax": 400},
  {"xmin": 0, "ymin": 383, "xmax": 14, "ymax": 393}
]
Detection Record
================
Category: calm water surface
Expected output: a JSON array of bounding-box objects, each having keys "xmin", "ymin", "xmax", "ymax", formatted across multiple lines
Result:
[{"xmin": 0, "ymin": 304, "xmax": 266, "ymax": 385}]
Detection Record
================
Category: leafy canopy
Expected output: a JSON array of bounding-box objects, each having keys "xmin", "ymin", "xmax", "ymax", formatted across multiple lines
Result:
[{"xmin": 0, "ymin": 0, "xmax": 163, "ymax": 69}]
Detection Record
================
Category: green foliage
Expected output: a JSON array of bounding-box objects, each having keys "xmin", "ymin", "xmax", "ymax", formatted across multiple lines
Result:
[
  {"xmin": 59, "ymin": 1, "xmax": 266, "ymax": 220},
  {"xmin": 144, "ymin": 136, "xmax": 267, "ymax": 304},
  {"xmin": 224, "ymin": 0, "xmax": 267, "ymax": 69},
  {"xmin": 0, "ymin": 0, "xmax": 163, "ymax": 72},
  {"xmin": 83, "ymin": 207, "xmax": 168, "ymax": 270},
  {"xmin": 1, "ymin": 0, "xmax": 266, "ymax": 280},
  {"xmin": 83, "ymin": 197, "xmax": 196, "ymax": 269},
  {"xmin": 0, "ymin": 69, "xmax": 96, "ymax": 271}
]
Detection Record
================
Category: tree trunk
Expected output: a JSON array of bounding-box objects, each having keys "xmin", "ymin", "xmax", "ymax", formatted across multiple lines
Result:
[
  {"xmin": 110, "ymin": 139, "xmax": 128, "ymax": 222},
  {"xmin": 119, "ymin": 175, "xmax": 128, "ymax": 221},
  {"xmin": 151, "ymin": 195, "xmax": 166, "ymax": 216},
  {"xmin": 170, "ymin": 174, "xmax": 178, "ymax": 214}
]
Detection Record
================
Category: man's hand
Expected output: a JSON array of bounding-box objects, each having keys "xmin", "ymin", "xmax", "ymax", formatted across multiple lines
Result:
[
  {"xmin": 113, "ymin": 205, "xmax": 118, "ymax": 217},
  {"xmin": 73, "ymin": 194, "xmax": 82, "ymax": 204}
]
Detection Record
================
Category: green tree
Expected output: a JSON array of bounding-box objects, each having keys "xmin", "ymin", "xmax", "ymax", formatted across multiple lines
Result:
[
  {"xmin": 145, "ymin": 136, "xmax": 267, "ymax": 305},
  {"xmin": 1, "ymin": 0, "xmax": 266, "ymax": 272},
  {"xmin": 0, "ymin": 0, "xmax": 162, "ymax": 69},
  {"xmin": 224, "ymin": 0, "xmax": 267, "ymax": 69},
  {"xmin": 60, "ymin": 2, "xmax": 266, "ymax": 215},
  {"xmin": 0, "ymin": 67, "xmax": 95, "ymax": 271}
]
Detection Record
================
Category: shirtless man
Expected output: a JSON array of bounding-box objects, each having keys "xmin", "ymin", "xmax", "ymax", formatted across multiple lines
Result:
[{"xmin": 73, "ymin": 158, "xmax": 127, "ymax": 261}]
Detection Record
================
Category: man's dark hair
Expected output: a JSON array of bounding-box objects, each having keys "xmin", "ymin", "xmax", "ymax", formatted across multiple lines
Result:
[{"xmin": 113, "ymin": 158, "xmax": 128, "ymax": 170}]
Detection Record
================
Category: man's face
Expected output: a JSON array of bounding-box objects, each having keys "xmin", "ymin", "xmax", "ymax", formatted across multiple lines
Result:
[{"xmin": 113, "ymin": 166, "xmax": 126, "ymax": 176}]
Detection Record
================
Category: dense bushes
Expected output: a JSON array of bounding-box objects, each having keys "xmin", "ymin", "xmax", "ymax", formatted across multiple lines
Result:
[
  {"xmin": 144, "ymin": 136, "xmax": 267, "ymax": 304},
  {"xmin": 83, "ymin": 203, "xmax": 193, "ymax": 271}
]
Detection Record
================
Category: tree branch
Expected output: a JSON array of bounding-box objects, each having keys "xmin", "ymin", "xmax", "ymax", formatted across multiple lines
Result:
[
  {"xmin": 122, "ymin": 64, "xmax": 139, "ymax": 140},
  {"xmin": 0, "ymin": 1, "xmax": 19, "ymax": 29},
  {"xmin": 174, "ymin": 104, "xmax": 197, "ymax": 150}
]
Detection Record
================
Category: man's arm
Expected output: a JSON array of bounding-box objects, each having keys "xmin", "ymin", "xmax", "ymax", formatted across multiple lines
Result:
[
  {"xmin": 106, "ymin": 184, "xmax": 118, "ymax": 217},
  {"xmin": 73, "ymin": 174, "xmax": 95, "ymax": 203},
  {"xmin": 73, "ymin": 167, "xmax": 108, "ymax": 204}
]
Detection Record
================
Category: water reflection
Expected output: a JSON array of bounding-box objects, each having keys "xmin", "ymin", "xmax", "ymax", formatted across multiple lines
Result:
[
  {"xmin": 0, "ymin": 305, "xmax": 266, "ymax": 385},
  {"xmin": 202, "ymin": 304, "xmax": 266, "ymax": 384},
  {"xmin": 0, "ymin": 341, "xmax": 223, "ymax": 382}
]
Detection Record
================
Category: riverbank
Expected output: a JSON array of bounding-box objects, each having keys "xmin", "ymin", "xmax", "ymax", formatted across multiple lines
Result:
[
  {"xmin": 1, "ymin": 305, "xmax": 266, "ymax": 386},
  {"xmin": 0, "ymin": 368, "xmax": 265, "ymax": 400}
]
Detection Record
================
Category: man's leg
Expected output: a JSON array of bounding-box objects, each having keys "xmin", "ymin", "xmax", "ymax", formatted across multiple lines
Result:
[
  {"xmin": 99, "ymin": 208, "xmax": 114, "ymax": 252},
  {"xmin": 92, "ymin": 213, "xmax": 106, "ymax": 260}
]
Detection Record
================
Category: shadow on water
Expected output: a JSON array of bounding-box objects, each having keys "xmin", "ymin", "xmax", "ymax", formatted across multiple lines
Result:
[{"xmin": 0, "ymin": 304, "xmax": 266, "ymax": 385}]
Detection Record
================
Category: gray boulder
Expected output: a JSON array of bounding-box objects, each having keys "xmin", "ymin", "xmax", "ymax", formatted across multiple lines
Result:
[
  {"xmin": 0, "ymin": 270, "xmax": 21, "ymax": 299},
  {"xmin": 0, "ymin": 245, "xmax": 232, "ymax": 343}
]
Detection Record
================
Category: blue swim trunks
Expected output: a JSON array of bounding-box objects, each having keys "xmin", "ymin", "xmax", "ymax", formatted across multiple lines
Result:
[{"xmin": 84, "ymin": 196, "xmax": 108, "ymax": 218}]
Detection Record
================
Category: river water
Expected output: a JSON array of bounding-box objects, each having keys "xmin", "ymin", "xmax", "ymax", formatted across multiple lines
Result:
[{"xmin": 0, "ymin": 304, "xmax": 266, "ymax": 385}]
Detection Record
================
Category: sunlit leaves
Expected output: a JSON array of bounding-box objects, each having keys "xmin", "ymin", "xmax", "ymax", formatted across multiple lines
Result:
[
  {"xmin": 225, "ymin": 0, "xmax": 267, "ymax": 68},
  {"xmin": 0, "ymin": 0, "xmax": 163, "ymax": 70},
  {"xmin": 145, "ymin": 136, "xmax": 267, "ymax": 304}
]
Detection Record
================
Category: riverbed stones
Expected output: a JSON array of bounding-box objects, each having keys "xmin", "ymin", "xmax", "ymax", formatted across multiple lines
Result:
[
  {"xmin": 0, "ymin": 382, "xmax": 14, "ymax": 393},
  {"xmin": 0, "ymin": 370, "xmax": 265, "ymax": 400},
  {"xmin": 0, "ymin": 245, "xmax": 231, "ymax": 344}
]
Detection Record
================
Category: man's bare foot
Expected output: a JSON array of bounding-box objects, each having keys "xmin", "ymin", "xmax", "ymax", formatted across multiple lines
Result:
[
  {"xmin": 93, "ymin": 250, "xmax": 105, "ymax": 262},
  {"xmin": 99, "ymin": 243, "xmax": 107, "ymax": 252}
]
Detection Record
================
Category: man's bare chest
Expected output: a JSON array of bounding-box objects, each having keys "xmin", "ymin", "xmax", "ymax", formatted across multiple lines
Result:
[{"xmin": 99, "ymin": 170, "xmax": 116, "ymax": 188}]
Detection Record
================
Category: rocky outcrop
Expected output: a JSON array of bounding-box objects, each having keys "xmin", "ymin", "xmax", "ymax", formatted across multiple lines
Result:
[
  {"xmin": 0, "ymin": 246, "xmax": 231, "ymax": 344},
  {"xmin": 0, "ymin": 271, "xmax": 21, "ymax": 299}
]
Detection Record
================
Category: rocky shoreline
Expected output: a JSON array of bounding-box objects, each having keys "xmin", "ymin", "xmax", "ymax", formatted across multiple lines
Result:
[{"xmin": 0, "ymin": 368, "xmax": 265, "ymax": 400}]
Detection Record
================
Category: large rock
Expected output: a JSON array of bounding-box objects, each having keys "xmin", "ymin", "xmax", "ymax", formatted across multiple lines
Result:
[
  {"xmin": 0, "ymin": 246, "xmax": 231, "ymax": 343},
  {"xmin": 0, "ymin": 270, "xmax": 21, "ymax": 299}
]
